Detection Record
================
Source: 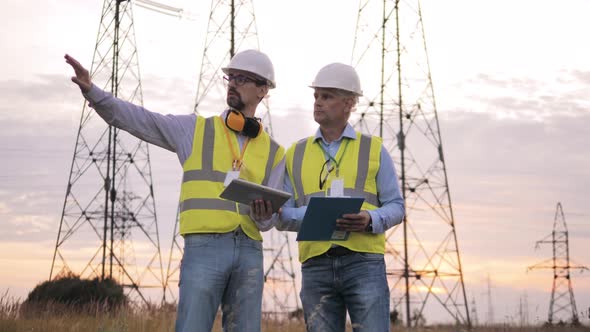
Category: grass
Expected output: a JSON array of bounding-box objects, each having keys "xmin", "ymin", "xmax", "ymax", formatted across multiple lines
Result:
[{"xmin": 1, "ymin": 292, "xmax": 588, "ymax": 331}]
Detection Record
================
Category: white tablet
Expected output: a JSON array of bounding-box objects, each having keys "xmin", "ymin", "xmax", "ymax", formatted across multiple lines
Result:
[{"xmin": 219, "ymin": 178, "xmax": 291, "ymax": 213}]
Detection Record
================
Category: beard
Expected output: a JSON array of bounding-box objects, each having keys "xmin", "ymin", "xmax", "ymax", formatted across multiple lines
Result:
[{"xmin": 227, "ymin": 88, "xmax": 245, "ymax": 111}]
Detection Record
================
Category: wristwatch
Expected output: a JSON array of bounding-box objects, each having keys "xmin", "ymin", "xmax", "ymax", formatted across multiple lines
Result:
[{"xmin": 365, "ymin": 220, "xmax": 373, "ymax": 233}]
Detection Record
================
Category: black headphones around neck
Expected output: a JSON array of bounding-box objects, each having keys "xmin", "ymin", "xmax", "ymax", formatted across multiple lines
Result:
[{"xmin": 224, "ymin": 109, "xmax": 262, "ymax": 138}]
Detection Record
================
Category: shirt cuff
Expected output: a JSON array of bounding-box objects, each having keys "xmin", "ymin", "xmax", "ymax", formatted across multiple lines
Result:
[
  {"xmin": 276, "ymin": 207, "xmax": 306, "ymax": 232},
  {"xmin": 83, "ymin": 83, "xmax": 105, "ymax": 103},
  {"xmin": 251, "ymin": 213, "xmax": 276, "ymax": 232},
  {"xmin": 367, "ymin": 210, "xmax": 381, "ymax": 234}
]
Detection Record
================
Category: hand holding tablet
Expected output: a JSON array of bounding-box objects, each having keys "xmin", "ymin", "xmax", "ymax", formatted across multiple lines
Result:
[{"xmin": 219, "ymin": 178, "xmax": 291, "ymax": 213}]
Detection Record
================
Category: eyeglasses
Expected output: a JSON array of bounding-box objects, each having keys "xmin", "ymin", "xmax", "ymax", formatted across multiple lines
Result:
[
  {"xmin": 319, "ymin": 159, "xmax": 335, "ymax": 190},
  {"xmin": 223, "ymin": 74, "xmax": 264, "ymax": 87}
]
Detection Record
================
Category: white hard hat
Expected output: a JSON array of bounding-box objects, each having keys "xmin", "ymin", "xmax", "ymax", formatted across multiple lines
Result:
[
  {"xmin": 222, "ymin": 49, "xmax": 276, "ymax": 89},
  {"xmin": 310, "ymin": 63, "xmax": 363, "ymax": 96}
]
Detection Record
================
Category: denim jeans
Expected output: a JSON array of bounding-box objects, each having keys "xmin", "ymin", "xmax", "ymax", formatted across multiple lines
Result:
[
  {"xmin": 175, "ymin": 227, "xmax": 263, "ymax": 332},
  {"xmin": 300, "ymin": 252, "xmax": 390, "ymax": 332}
]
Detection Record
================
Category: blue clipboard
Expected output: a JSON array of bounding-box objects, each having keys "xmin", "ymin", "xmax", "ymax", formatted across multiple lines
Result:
[{"xmin": 296, "ymin": 197, "xmax": 365, "ymax": 241}]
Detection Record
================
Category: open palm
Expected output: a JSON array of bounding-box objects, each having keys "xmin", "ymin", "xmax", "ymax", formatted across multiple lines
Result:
[{"xmin": 64, "ymin": 54, "xmax": 92, "ymax": 93}]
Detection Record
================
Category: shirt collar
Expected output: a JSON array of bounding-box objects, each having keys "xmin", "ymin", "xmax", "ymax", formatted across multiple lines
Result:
[{"xmin": 314, "ymin": 123, "xmax": 356, "ymax": 144}]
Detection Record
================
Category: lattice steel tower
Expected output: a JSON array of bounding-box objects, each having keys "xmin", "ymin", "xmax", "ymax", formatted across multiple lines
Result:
[
  {"xmin": 350, "ymin": 0, "xmax": 470, "ymax": 326},
  {"xmin": 484, "ymin": 273, "xmax": 495, "ymax": 325},
  {"xmin": 164, "ymin": 0, "xmax": 300, "ymax": 317},
  {"xmin": 470, "ymin": 297, "xmax": 479, "ymax": 327},
  {"xmin": 528, "ymin": 202, "xmax": 588, "ymax": 325},
  {"xmin": 50, "ymin": 0, "xmax": 165, "ymax": 304}
]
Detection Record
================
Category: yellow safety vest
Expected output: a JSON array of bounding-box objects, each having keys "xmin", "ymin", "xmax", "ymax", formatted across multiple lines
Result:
[
  {"xmin": 286, "ymin": 132, "xmax": 385, "ymax": 262},
  {"xmin": 179, "ymin": 115, "xmax": 284, "ymax": 241}
]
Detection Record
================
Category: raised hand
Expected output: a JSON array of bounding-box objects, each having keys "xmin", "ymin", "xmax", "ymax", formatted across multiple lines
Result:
[{"xmin": 64, "ymin": 54, "xmax": 92, "ymax": 93}]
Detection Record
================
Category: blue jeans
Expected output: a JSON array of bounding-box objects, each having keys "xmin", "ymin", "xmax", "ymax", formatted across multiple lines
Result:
[
  {"xmin": 175, "ymin": 227, "xmax": 263, "ymax": 332},
  {"xmin": 300, "ymin": 252, "xmax": 390, "ymax": 332}
]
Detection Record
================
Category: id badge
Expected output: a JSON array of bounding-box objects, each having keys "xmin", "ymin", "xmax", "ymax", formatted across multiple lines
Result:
[
  {"xmin": 223, "ymin": 170, "xmax": 240, "ymax": 187},
  {"xmin": 329, "ymin": 178, "xmax": 344, "ymax": 197}
]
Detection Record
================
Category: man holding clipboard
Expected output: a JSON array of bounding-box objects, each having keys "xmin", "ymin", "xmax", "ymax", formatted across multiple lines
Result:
[{"xmin": 277, "ymin": 63, "xmax": 405, "ymax": 332}]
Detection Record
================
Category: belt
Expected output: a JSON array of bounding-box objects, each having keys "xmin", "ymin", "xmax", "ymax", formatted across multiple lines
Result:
[{"xmin": 322, "ymin": 246, "xmax": 354, "ymax": 257}]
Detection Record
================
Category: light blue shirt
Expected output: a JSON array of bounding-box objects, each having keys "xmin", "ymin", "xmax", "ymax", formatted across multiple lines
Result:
[{"xmin": 277, "ymin": 123, "xmax": 405, "ymax": 234}]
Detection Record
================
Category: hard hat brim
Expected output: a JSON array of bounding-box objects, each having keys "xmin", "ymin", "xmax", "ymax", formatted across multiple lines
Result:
[
  {"xmin": 309, "ymin": 85, "xmax": 363, "ymax": 97},
  {"xmin": 222, "ymin": 67, "xmax": 276, "ymax": 89}
]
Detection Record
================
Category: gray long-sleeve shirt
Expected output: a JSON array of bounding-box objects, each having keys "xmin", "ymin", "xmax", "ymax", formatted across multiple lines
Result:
[{"xmin": 83, "ymin": 84, "xmax": 284, "ymax": 231}]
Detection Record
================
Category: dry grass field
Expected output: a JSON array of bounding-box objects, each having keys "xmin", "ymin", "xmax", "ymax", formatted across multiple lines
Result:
[{"xmin": 1, "ymin": 294, "xmax": 588, "ymax": 332}]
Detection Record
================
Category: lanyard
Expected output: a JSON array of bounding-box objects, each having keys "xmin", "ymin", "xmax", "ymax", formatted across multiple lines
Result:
[
  {"xmin": 316, "ymin": 138, "xmax": 350, "ymax": 177},
  {"xmin": 221, "ymin": 117, "xmax": 250, "ymax": 171}
]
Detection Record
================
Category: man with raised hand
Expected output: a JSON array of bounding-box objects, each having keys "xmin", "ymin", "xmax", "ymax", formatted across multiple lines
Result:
[{"xmin": 65, "ymin": 50, "xmax": 284, "ymax": 332}]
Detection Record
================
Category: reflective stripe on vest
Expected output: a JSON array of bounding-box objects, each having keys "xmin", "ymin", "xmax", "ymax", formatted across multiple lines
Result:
[
  {"xmin": 181, "ymin": 119, "xmax": 279, "ymax": 187},
  {"xmin": 287, "ymin": 132, "xmax": 385, "ymax": 262},
  {"xmin": 291, "ymin": 134, "xmax": 378, "ymax": 206},
  {"xmin": 179, "ymin": 116, "xmax": 283, "ymax": 239}
]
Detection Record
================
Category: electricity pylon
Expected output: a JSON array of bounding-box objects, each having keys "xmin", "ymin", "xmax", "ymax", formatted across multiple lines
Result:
[
  {"xmin": 519, "ymin": 292, "xmax": 530, "ymax": 327},
  {"xmin": 50, "ymin": 0, "xmax": 165, "ymax": 304},
  {"xmin": 350, "ymin": 0, "xmax": 470, "ymax": 326},
  {"xmin": 470, "ymin": 297, "xmax": 479, "ymax": 327},
  {"xmin": 191, "ymin": 0, "xmax": 273, "ymax": 131},
  {"xmin": 527, "ymin": 202, "xmax": 588, "ymax": 326},
  {"xmin": 164, "ymin": 0, "xmax": 301, "ymax": 317},
  {"xmin": 484, "ymin": 274, "xmax": 495, "ymax": 325}
]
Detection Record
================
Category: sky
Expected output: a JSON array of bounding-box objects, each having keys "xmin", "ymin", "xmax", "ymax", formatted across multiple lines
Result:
[{"xmin": 1, "ymin": 0, "xmax": 590, "ymax": 326}]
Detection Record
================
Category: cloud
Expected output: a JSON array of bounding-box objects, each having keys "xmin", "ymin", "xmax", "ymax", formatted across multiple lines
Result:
[
  {"xmin": 0, "ymin": 76, "xmax": 82, "ymax": 138},
  {"xmin": 9, "ymin": 214, "xmax": 53, "ymax": 234},
  {"xmin": 0, "ymin": 196, "xmax": 62, "ymax": 242},
  {"xmin": 0, "ymin": 202, "xmax": 10, "ymax": 214},
  {"xmin": 139, "ymin": 74, "xmax": 197, "ymax": 115},
  {"xmin": 440, "ymin": 110, "xmax": 590, "ymax": 173},
  {"xmin": 0, "ymin": 74, "xmax": 79, "ymax": 103},
  {"xmin": 448, "ymin": 70, "xmax": 590, "ymax": 120},
  {"xmin": 569, "ymin": 69, "xmax": 590, "ymax": 85}
]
